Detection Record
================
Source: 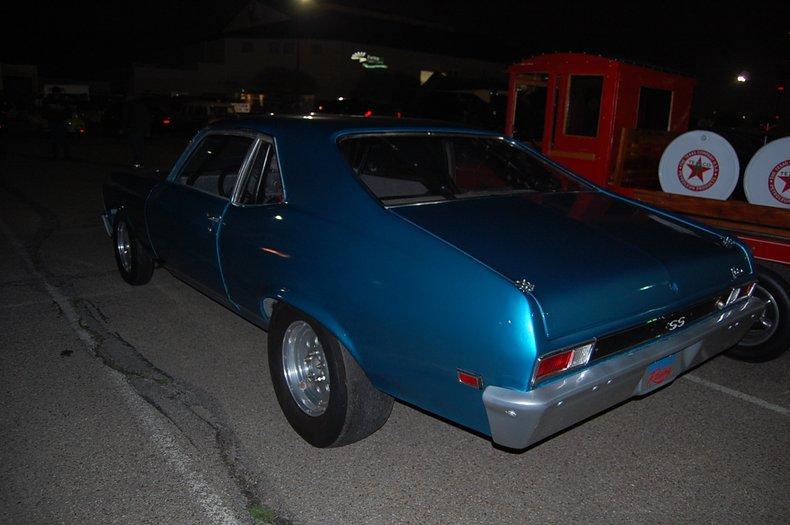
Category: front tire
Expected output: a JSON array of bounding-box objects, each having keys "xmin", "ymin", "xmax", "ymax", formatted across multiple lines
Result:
[
  {"xmin": 268, "ymin": 304, "xmax": 393, "ymax": 447},
  {"xmin": 113, "ymin": 212, "xmax": 154, "ymax": 286},
  {"xmin": 727, "ymin": 266, "xmax": 790, "ymax": 362}
]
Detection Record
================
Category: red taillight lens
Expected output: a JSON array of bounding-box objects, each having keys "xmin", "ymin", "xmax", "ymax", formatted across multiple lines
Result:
[
  {"xmin": 363, "ymin": 109, "xmax": 373, "ymax": 117},
  {"xmin": 535, "ymin": 351, "xmax": 573, "ymax": 381},
  {"xmin": 533, "ymin": 342, "xmax": 595, "ymax": 385},
  {"xmin": 162, "ymin": 117, "xmax": 172, "ymax": 125}
]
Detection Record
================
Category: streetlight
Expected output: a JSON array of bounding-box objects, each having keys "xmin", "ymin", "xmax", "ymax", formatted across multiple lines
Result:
[{"xmin": 736, "ymin": 71, "xmax": 750, "ymax": 83}]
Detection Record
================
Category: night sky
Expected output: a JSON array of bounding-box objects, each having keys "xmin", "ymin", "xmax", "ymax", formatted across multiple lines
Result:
[{"xmin": 1, "ymin": 0, "xmax": 787, "ymax": 119}]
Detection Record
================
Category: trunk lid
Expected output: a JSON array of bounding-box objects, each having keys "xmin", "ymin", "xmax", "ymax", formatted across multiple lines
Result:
[{"xmin": 392, "ymin": 191, "xmax": 747, "ymax": 339}]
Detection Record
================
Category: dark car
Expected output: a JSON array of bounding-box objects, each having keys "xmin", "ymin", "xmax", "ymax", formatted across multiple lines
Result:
[
  {"xmin": 100, "ymin": 98, "xmax": 175, "ymax": 137},
  {"xmin": 314, "ymin": 97, "xmax": 402, "ymax": 118}
]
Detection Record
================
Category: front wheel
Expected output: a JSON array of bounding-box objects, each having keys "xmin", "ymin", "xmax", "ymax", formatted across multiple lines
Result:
[
  {"xmin": 113, "ymin": 212, "xmax": 154, "ymax": 286},
  {"xmin": 727, "ymin": 266, "xmax": 790, "ymax": 362},
  {"xmin": 268, "ymin": 304, "xmax": 393, "ymax": 447}
]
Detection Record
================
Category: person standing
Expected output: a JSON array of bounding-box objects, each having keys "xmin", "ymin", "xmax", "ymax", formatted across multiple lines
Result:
[{"xmin": 123, "ymin": 96, "xmax": 151, "ymax": 168}]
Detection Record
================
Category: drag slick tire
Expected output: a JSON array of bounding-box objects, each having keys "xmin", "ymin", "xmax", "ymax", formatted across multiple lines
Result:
[
  {"xmin": 268, "ymin": 304, "xmax": 393, "ymax": 447},
  {"xmin": 727, "ymin": 266, "xmax": 790, "ymax": 362},
  {"xmin": 112, "ymin": 212, "xmax": 154, "ymax": 286}
]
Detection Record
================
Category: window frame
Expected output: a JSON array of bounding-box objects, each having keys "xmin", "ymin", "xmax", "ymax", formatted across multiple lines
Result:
[
  {"xmin": 229, "ymin": 134, "xmax": 287, "ymax": 208},
  {"xmin": 168, "ymin": 130, "xmax": 260, "ymax": 202},
  {"xmin": 335, "ymin": 131, "xmax": 594, "ymax": 209}
]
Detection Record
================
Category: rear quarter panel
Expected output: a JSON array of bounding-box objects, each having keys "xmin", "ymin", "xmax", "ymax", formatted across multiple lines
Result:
[{"xmin": 221, "ymin": 125, "xmax": 542, "ymax": 436}]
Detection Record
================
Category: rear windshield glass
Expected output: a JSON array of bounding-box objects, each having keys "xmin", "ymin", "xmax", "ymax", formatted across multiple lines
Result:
[{"xmin": 338, "ymin": 134, "xmax": 591, "ymax": 205}]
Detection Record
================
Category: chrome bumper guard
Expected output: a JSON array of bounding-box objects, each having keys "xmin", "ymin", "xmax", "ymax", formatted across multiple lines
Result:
[{"xmin": 482, "ymin": 297, "xmax": 766, "ymax": 450}]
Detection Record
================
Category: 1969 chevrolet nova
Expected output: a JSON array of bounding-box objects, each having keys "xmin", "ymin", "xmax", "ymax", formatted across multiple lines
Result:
[{"xmin": 102, "ymin": 115, "xmax": 766, "ymax": 449}]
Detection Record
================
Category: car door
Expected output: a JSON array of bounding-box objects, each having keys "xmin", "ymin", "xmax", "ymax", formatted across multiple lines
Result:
[
  {"xmin": 218, "ymin": 137, "xmax": 287, "ymax": 317},
  {"xmin": 146, "ymin": 131, "xmax": 257, "ymax": 299}
]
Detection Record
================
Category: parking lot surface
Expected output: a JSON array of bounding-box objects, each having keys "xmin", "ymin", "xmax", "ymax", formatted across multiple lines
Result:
[{"xmin": 1, "ymin": 136, "xmax": 788, "ymax": 524}]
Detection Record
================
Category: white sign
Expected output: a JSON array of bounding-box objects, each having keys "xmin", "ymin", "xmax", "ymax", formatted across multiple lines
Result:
[
  {"xmin": 231, "ymin": 102, "xmax": 251, "ymax": 114},
  {"xmin": 658, "ymin": 130, "xmax": 739, "ymax": 200},
  {"xmin": 743, "ymin": 136, "xmax": 790, "ymax": 209}
]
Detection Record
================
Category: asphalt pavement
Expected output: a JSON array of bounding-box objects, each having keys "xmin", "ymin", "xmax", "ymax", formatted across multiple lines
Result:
[{"xmin": 1, "ymin": 134, "xmax": 788, "ymax": 524}]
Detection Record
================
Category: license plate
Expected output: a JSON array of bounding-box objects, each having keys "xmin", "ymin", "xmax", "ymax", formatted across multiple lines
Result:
[{"xmin": 638, "ymin": 353, "xmax": 680, "ymax": 395}]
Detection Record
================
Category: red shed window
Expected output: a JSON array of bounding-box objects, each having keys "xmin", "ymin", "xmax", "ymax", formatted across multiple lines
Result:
[
  {"xmin": 565, "ymin": 75, "xmax": 603, "ymax": 137},
  {"xmin": 637, "ymin": 87, "xmax": 673, "ymax": 131}
]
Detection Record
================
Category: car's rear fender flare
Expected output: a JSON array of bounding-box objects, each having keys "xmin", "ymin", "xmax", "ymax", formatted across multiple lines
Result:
[{"xmin": 264, "ymin": 293, "xmax": 390, "ymax": 396}]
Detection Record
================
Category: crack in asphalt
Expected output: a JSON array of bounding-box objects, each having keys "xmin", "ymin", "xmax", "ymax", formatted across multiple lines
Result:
[{"xmin": 0, "ymin": 176, "xmax": 291, "ymax": 524}]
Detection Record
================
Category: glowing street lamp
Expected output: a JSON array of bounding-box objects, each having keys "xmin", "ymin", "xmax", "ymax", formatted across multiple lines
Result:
[{"xmin": 736, "ymin": 71, "xmax": 750, "ymax": 83}]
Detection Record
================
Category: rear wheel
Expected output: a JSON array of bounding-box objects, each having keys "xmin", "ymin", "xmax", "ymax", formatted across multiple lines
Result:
[
  {"xmin": 113, "ymin": 213, "xmax": 154, "ymax": 286},
  {"xmin": 268, "ymin": 304, "xmax": 393, "ymax": 447},
  {"xmin": 727, "ymin": 266, "xmax": 790, "ymax": 362}
]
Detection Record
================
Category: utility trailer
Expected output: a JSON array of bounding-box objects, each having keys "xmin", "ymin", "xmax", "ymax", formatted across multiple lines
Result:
[{"xmin": 505, "ymin": 52, "xmax": 789, "ymax": 360}]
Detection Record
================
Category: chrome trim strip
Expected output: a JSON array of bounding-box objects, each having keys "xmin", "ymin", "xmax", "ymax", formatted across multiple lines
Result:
[{"xmin": 100, "ymin": 212, "xmax": 113, "ymax": 237}]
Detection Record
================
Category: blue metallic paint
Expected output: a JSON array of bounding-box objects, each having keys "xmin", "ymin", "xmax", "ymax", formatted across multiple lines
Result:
[{"xmin": 120, "ymin": 115, "xmax": 755, "ymax": 438}]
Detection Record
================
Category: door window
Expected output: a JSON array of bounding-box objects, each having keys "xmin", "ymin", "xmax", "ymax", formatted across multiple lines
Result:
[
  {"xmin": 237, "ymin": 141, "xmax": 285, "ymax": 205},
  {"xmin": 175, "ymin": 134, "xmax": 254, "ymax": 198},
  {"xmin": 564, "ymin": 75, "xmax": 603, "ymax": 137}
]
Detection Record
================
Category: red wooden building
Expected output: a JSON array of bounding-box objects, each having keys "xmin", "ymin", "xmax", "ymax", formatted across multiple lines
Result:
[{"xmin": 504, "ymin": 52, "xmax": 696, "ymax": 186}]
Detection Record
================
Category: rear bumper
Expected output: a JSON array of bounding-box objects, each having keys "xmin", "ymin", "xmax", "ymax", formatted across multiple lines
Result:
[{"xmin": 482, "ymin": 297, "xmax": 765, "ymax": 449}]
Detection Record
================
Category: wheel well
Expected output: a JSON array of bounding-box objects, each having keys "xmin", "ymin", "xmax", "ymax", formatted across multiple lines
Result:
[{"xmin": 268, "ymin": 299, "xmax": 369, "ymax": 375}]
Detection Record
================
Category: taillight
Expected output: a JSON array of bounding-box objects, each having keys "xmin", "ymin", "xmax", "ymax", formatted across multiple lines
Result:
[
  {"xmin": 533, "ymin": 341, "xmax": 595, "ymax": 385},
  {"xmin": 363, "ymin": 109, "xmax": 373, "ymax": 117},
  {"xmin": 162, "ymin": 117, "xmax": 172, "ymax": 126}
]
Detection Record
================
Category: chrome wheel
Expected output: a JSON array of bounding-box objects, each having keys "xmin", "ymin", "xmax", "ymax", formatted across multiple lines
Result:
[
  {"xmin": 116, "ymin": 221, "xmax": 132, "ymax": 273},
  {"xmin": 282, "ymin": 320, "xmax": 331, "ymax": 416},
  {"xmin": 739, "ymin": 284, "xmax": 779, "ymax": 347}
]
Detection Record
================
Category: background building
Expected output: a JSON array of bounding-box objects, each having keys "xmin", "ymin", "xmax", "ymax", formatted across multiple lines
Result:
[{"xmin": 131, "ymin": 0, "xmax": 507, "ymax": 110}]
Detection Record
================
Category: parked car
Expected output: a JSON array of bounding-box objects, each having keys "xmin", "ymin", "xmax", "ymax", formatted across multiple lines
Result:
[
  {"xmin": 176, "ymin": 100, "xmax": 236, "ymax": 132},
  {"xmin": 102, "ymin": 115, "xmax": 765, "ymax": 449},
  {"xmin": 314, "ymin": 97, "xmax": 403, "ymax": 118},
  {"xmin": 100, "ymin": 98, "xmax": 175, "ymax": 137}
]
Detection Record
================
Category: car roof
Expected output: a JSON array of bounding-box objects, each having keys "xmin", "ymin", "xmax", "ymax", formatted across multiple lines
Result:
[{"xmin": 206, "ymin": 113, "xmax": 501, "ymax": 138}]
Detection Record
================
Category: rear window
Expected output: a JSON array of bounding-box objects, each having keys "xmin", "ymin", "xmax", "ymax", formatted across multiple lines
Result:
[{"xmin": 338, "ymin": 134, "xmax": 591, "ymax": 205}]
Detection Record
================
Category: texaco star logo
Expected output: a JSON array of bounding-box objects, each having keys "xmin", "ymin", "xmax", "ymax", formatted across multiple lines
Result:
[
  {"xmin": 767, "ymin": 159, "xmax": 790, "ymax": 205},
  {"xmin": 677, "ymin": 149, "xmax": 719, "ymax": 191}
]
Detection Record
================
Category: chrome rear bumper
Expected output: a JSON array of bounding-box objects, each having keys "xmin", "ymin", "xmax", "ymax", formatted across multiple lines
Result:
[{"xmin": 482, "ymin": 297, "xmax": 765, "ymax": 449}]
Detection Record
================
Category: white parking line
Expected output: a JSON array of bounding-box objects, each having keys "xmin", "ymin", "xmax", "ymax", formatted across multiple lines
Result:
[
  {"xmin": 0, "ymin": 216, "xmax": 241, "ymax": 525},
  {"xmin": 683, "ymin": 373, "xmax": 789, "ymax": 416}
]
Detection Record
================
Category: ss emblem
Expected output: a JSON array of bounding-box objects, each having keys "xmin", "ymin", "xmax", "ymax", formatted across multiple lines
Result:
[{"xmin": 666, "ymin": 316, "xmax": 686, "ymax": 331}]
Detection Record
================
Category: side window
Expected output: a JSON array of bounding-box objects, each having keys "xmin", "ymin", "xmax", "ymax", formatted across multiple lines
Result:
[
  {"xmin": 176, "ymin": 134, "xmax": 254, "ymax": 198},
  {"xmin": 238, "ymin": 141, "xmax": 285, "ymax": 205},
  {"xmin": 637, "ymin": 87, "xmax": 673, "ymax": 131},
  {"xmin": 565, "ymin": 75, "xmax": 603, "ymax": 137}
]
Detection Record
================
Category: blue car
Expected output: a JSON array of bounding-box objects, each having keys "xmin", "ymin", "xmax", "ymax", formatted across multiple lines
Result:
[{"xmin": 102, "ymin": 115, "xmax": 765, "ymax": 449}]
